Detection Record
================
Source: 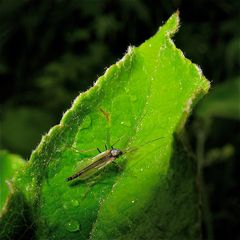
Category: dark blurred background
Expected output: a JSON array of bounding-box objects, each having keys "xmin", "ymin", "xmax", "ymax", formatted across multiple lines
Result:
[{"xmin": 0, "ymin": 0, "xmax": 239, "ymax": 239}]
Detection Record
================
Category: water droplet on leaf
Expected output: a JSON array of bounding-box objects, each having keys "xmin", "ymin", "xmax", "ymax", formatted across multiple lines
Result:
[
  {"xmin": 71, "ymin": 199, "xmax": 79, "ymax": 207},
  {"xmin": 125, "ymin": 88, "xmax": 130, "ymax": 93},
  {"xmin": 63, "ymin": 199, "xmax": 79, "ymax": 209},
  {"xmin": 65, "ymin": 220, "xmax": 79, "ymax": 232},
  {"xmin": 121, "ymin": 121, "xmax": 131, "ymax": 127}
]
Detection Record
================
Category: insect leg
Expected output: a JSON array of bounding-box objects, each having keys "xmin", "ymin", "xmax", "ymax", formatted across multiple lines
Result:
[
  {"xmin": 97, "ymin": 148, "xmax": 101, "ymax": 153},
  {"xmin": 112, "ymin": 161, "xmax": 123, "ymax": 172}
]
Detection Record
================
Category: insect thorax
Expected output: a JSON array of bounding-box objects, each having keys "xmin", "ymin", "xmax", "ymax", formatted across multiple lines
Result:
[{"xmin": 110, "ymin": 149, "xmax": 122, "ymax": 157}]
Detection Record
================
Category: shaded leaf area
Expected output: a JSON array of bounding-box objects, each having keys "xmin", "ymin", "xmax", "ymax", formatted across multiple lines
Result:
[
  {"xmin": 0, "ymin": 13, "xmax": 209, "ymax": 239},
  {"xmin": 0, "ymin": 190, "xmax": 35, "ymax": 240},
  {"xmin": 91, "ymin": 137, "xmax": 200, "ymax": 240},
  {"xmin": 0, "ymin": 150, "xmax": 25, "ymax": 211}
]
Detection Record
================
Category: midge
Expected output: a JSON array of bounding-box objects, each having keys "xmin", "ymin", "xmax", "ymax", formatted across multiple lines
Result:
[
  {"xmin": 66, "ymin": 145, "xmax": 123, "ymax": 181},
  {"xmin": 66, "ymin": 137, "xmax": 164, "ymax": 182}
]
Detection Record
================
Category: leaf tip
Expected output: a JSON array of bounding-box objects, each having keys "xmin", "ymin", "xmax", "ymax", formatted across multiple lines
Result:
[{"xmin": 165, "ymin": 10, "xmax": 180, "ymax": 37}]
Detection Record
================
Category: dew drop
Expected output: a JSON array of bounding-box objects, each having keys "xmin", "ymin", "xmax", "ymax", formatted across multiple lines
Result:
[
  {"xmin": 25, "ymin": 184, "xmax": 33, "ymax": 192},
  {"xmin": 71, "ymin": 199, "xmax": 79, "ymax": 207},
  {"xmin": 65, "ymin": 220, "xmax": 79, "ymax": 232},
  {"xmin": 63, "ymin": 200, "xmax": 79, "ymax": 209},
  {"xmin": 63, "ymin": 202, "xmax": 69, "ymax": 209},
  {"xmin": 121, "ymin": 121, "xmax": 131, "ymax": 127}
]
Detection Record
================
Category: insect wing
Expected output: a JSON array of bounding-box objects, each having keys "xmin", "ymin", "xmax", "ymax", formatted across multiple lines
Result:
[{"xmin": 67, "ymin": 150, "xmax": 112, "ymax": 181}]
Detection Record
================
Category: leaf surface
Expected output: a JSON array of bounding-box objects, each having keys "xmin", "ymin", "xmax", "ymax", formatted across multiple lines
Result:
[{"xmin": 0, "ymin": 12, "xmax": 210, "ymax": 240}]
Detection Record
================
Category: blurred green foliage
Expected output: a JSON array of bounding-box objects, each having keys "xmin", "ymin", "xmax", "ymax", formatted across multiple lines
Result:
[
  {"xmin": 196, "ymin": 78, "xmax": 240, "ymax": 120},
  {"xmin": 0, "ymin": 150, "xmax": 25, "ymax": 211},
  {"xmin": 0, "ymin": 0, "xmax": 239, "ymax": 239}
]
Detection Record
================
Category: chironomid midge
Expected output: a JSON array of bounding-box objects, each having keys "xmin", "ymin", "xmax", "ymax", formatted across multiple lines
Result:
[{"xmin": 66, "ymin": 136, "xmax": 164, "ymax": 182}]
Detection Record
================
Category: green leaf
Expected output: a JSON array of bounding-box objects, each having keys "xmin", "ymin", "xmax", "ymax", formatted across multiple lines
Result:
[
  {"xmin": 0, "ymin": 12, "xmax": 210, "ymax": 240},
  {"xmin": 0, "ymin": 150, "xmax": 25, "ymax": 211},
  {"xmin": 196, "ymin": 78, "xmax": 240, "ymax": 120}
]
